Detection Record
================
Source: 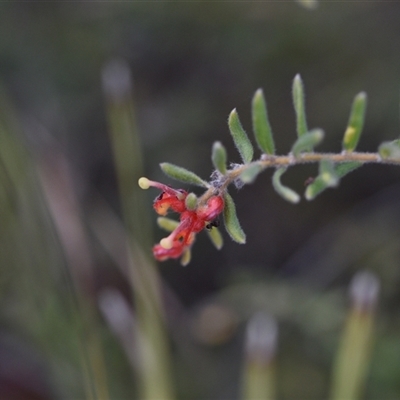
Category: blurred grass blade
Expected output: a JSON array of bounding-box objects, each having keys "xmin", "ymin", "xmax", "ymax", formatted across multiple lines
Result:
[
  {"xmin": 305, "ymin": 159, "xmax": 339, "ymax": 200},
  {"xmin": 378, "ymin": 139, "xmax": 400, "ymax": 159},
  {"xmin": 160, "ymin": 162, "xmax": 209, "ymax": 188},
  {"xmin": 222, "ymin": 192, "xmax": 246, "ymax": 244},
  {"xmin": 206, "ymin": 226, "xmax": 223, "ymax": 250},
  {"xmin": 228, "ymin": 109, "xmax": 254, "ymax": 163},
  {"xmin": 272, "ymin": 168, "xmax": 300, "ymax": 204},
  {"xmin": 330, "ymin": 271, "xmax": 379, "ymax": 400},
  {"xmin": 292, "ymin": 74, "xmax": 308, "ymax": 138},
  {"xmin": 241, "ymin": 313, "xmax": 278, "ymax": 400},
  {"xmin": 252, "ymin": 89, "xmax": 275, "ymax": 155},
  {"xmin": 239, "ymin": 163, "xmax": 263, "ymax": 184},
  {"xmin": 103, "ymin": 59, "xmax": 174, "ymax": 400},
  {"xmin": 342, "ymin": 92, "xmax": 367, "ymax": 152},
  {"xmin": 291, "ymin": 129, "xmax": 324, "ymax": 158},
  {"xmin": 296, "ymin": 0, "xmax": 318, "ymax": 9},
  {"xmin": 212, "ymin": 141, "xmax": 227, "ymax": 174}
]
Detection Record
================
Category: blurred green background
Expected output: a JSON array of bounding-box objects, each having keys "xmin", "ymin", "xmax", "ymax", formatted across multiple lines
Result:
[{"xmin": 1, "ymin": 1, "xmax": 400, "ymax": 399}]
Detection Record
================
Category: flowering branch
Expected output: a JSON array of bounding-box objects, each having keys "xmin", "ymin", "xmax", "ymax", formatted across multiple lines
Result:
[{"xmin": 139, "ymin": 74, "xmax": 400, "ymax": 265}]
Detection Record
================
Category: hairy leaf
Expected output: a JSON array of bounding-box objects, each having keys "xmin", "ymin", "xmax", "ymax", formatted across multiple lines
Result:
[
  {"xmin": 378, "ymin": 140, "xmax": 400, "ymax": 159},
  {"xmin": 291, "ymin": 129, "xmax": 324, "ymax": 157},
  {"xmin": 160, "ymin": 162, "xmax": 209, "ymax": 188},
  {"xmin": 239, "ymin": 163, "xmax": 263, "ymax": 184},
  {"xmin": 342, "ymin": 92, "xmax": 367, "ymax": 152},
  {"xmin": 211, "ymin": 141, "xmax": 227, "ymax": 174},
  {"xmin": 180, "ymin": 249, "xmax": 191, "ymax": 267},
  {"xmin": 335, "ymin": 161, "xmax": 362, "ymax": 178},
  {"xmin": 305, "ymin": 159, "xmax": 339, "ymax": 200},
  {"xmin": 157, "ymin": 217, "xmax": 179, "ymax": 232},
  {"xmin": 206, "ymin": 226, "xmax": 224, "ymax": 250},
  {"xmin": 252, "ymin": 89, "xmax": 275, "ymax": 155},
  {"xmin": 222, "ymin": 192, "xmax": 246, "ymax": 244},
  {"xmin": 292, "ymin": 74, "xmax": 308, "ymax": 138},
  {"xmin": 272, "ymin": 168, "xmax": 300, "ymax": 204},
  {"xmin": 228, "ymin": 109, "xmax": 254, "ymax": 164}
]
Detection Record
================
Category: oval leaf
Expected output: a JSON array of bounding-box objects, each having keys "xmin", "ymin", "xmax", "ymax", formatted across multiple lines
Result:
[
  {"xmin": 272, "ymin": 168, "xmax": 300, "ymax": 204},
  {"xmin": 222, "ymin": 192, "xmax": 246, "ymax": 244},
  {"xmin": 239, "ymin": 163, "xmax": 263, "ymax": 184},
  {"xmin": 157, "ymin": 217, "xmax": 179, "ymax": 232},
  {"xmin": 252, "ymin": 89, "xmax": 275, "ymax": 155},
  {"xmin": 342, "ymin": 92, "xmax": 367, "ymax": 152},
  {"xmin": 206, "ymin": 226, "xmax": 224, "ymax": 250},
  {"xmin": 335, "ymin": 161, "xmax": 362, "ymax": 178},
  {"xmin": 291, "ymin": 129, "xmax": 324, "ymax": 158},
  {"xmin": 378, "ymin": 140, "xmax": 400, "ymax": 159},
  {"xmin": 305, "ymin": 159, "xmax": 339, "ymax": 201},
  {"xmin": 228, "ymin": 109, "xmax": 254, "ymax": 164},
  {"xmin": 211, "ymin": 141, "xmax": 227, "ymax": 174},
  {"xmin": 292, "ymin": 74, "xmax": 308, "ymax": 138},
  {"xmin": 160, "ymin": 162, "xmax": 209, "ymax": 188},
  {"xmin": 180, "ymin": 248, "xmax": 191, "ymax": 267}
]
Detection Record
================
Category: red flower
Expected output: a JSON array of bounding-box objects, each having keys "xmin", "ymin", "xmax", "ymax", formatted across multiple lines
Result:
[{"xmin": 139, "ymin": 177, "xmax": 224, "ymax": 264}]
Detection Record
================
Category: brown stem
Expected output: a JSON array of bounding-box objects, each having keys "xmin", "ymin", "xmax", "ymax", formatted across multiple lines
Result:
[{"xmin": 199, "ymin": 151, "xmax": 396, "ymax": 203}]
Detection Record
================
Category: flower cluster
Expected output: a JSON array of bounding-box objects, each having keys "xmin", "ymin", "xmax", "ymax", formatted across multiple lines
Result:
[{"xmin": 138, "ymin": 177, "xmax": 224, "ymax": 264}]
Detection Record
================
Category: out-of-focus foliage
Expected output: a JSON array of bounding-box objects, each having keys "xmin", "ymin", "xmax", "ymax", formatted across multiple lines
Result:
[{"xmin": 1, "ymin": 2, "xmax": 400, "ymax": 399}]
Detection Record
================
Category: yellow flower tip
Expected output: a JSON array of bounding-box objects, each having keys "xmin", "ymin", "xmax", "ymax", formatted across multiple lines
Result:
[
  {"xmin": 160, "ymin": 237, "xmax": 173, "ymax": 249},
  {"xmin": 138, "ymin": 177, "xmax": 150, "ymax": 189}
]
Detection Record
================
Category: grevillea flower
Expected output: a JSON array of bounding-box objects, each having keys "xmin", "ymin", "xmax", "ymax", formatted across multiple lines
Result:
[{"xmin": 138, "ymin": 177, "xmax": 224, "ymax": 264}]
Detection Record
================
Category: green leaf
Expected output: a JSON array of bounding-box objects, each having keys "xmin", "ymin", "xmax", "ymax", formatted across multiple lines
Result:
[
  {"xmin": 180, "ymin": 249, "xmax": 191, "ymax": 267},
  {"xmin": 342, "ymin": 92, "xmax": 367, "ymax": 152},
  {"xmin": 335, "ymin": 161, "xmax": 362, "ymax": 178},
  {"xmin": 160, "ymin": 162, "xmax": 209, "ymax": 188},
  {"xmin": 239, "ymin": 163, "xmax": 263, "ymax": 184},
  {"xmin": 378, "ymin": 139, "xmax": 400, "ymax": 159},
  {"xmin": 272, "ymin": 168, "xmax": 300, "ymax": 204},
  {"xmin": 291, "ymin": 129, "xmax": 324, "ymax": 158},
  {"xmin": 206, "ymin": 226, "xmax": 223, "ymax": 250},
  {"xmin": 222, "ymin": 192, "xmax": 246, "ymax": 244},
  {"xmin": 305, "ymin": 159, "xmax": 339, "ymax": 201},
  {"xmin": 185, "ymin": 193, "xmax": 198, "ymax": 210},
  {"xmin": 157, "ymin": 217, "xmax": 179, "ymax": 232},
  {"xmin": 252, "ymin": 89, "xmax": 275, "ymax": 155},
  {"xmin": 292, "ymin": 74, "xmax": 308, "ymax": 138},
  {"xmin": 228, "ymin": 109, "xmax": 254, "ymax": 163},
  {"xmin": 211, "ymin": 141, "xmax": 227, "ymax": 174}
]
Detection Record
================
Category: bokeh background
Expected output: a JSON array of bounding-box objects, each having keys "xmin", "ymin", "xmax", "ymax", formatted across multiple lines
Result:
[{"xmin": 1, "ymin": 1, "xmax": 400, "ymax": 399}]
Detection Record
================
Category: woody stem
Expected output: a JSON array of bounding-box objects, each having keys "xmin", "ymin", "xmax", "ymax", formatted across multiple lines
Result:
[{"xmin": 200, "ymin": 151, "xmax": 394, "ymax": 202}]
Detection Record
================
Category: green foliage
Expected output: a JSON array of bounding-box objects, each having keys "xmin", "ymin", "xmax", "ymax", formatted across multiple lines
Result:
[
  {"xmin": 335, "ymin": 161, "xmax": 363, "ymax": 178},
  {"xmin": 206, "ymin": 226, "xmax": 224, "ymax": 250},
  {"xmin": 211, "ymin": 141, "xmax": 228, "ymax": 174},
  {"xmin": 305, "ymin": 159, "xmax": 339, "ymax": 200},
  {"xmin": 291, "ymin": 128, "xmax": 324, "ymax": 157},
  {"xmin": 272, "ymin": 168, "xmax": 300, "ymax": 204},
  {"xmin": 239, "ymin": 163, "xmax": 263, "ymax": 184},
  {"xmin": 160, "ymin": 162, "xmax": 209, "ymax": 188},
  {"xmin": 342, "ymin": 92, "xmax": 368, "ymax": 152},
  {"xmin": 185, "ymin": 192, "xmax": 198, "ymax": 210},
  {"xmin": 378, "ymin": 139, "xmax": 400, "ymax": 159},
  {"xmin": 222, "ymin": 192, "xmax": 246, "ymax": 244},
  {"xmin": 292, "ymin": 74, "xmax": 308, "ymax": 138},
  {"xmin": 252, "ymin": 89, "xmax": 275, "ymax": 155},
  {"xmin": 228, "ymin": 109, "xmax": 254, "ymax": 163}
]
